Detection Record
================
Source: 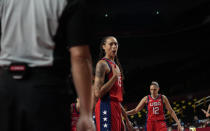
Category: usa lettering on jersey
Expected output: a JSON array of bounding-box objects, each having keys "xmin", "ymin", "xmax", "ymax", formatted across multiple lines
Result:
[
  {"xmin": 149, "ymin": 101, "xmax": 161, "ymax": 115},
  {"xmin": 149, "ymin": 101, "xmax": 161, "ymax": 107}
]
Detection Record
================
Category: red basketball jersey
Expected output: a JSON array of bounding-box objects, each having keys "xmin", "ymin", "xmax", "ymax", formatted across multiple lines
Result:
[
  {"xmin": 146, "ymin": 94, "xmax": 165, "ymax": 121},
  {"xmin": 71, "ymin": 103, "xmax": 80, "ymax": 131},
  {"xmin": 102, "ymin": 58, "xmax": 123, "ymax": 102},
  {"xmin": 95, "ymin": 58, "xmax": 123, "ymax": 131}
]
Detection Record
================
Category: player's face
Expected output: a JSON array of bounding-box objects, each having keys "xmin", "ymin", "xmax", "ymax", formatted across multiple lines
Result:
[
  {"xmin": 103, "ymin": 37, "xmax": 118, "ymax": 58},
  {"xmin": 150, "ymin": 85, "xmax": 159, "ymax": 96}
]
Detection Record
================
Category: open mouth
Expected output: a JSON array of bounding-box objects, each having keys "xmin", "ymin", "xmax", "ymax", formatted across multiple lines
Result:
[{"xmin": 112, "ymin": 50, "xmax": 116, "ymax": 54}]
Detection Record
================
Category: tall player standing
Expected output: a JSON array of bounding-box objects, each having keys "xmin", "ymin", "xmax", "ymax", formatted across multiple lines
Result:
[{"xmin": 94, "ymin": 36, "xmax": 133, "ymax": 131}]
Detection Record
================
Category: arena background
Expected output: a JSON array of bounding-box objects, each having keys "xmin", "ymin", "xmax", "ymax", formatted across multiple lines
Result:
[
  {"xmin": 89, "ymin": 0, "xmax": 210, "ymax": 101},
  {"xmin": 88, "ymin": 0, "xmax": 210, "ymax": 130},
  {"xmin": 1, "ymin": 0, "xmax": 209, "ymax": 130}
]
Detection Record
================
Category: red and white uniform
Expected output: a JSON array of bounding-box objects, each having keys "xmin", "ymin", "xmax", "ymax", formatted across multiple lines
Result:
[
  {"xmin": 95, "ymin": 58, "xmax": 123, "ymax": 131},
  {"xmin": 71, "ymin": 103, "xmax": 80, "ymax": 131},
  {"xmin": 146, "ymin": 94, "xmax": 167, "ymax": 131}
]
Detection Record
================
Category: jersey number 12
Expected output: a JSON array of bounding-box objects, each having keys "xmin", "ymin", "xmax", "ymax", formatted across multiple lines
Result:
[{"xmin": 153, "ymin": 107, "xmax": 159, "ymax": 115}]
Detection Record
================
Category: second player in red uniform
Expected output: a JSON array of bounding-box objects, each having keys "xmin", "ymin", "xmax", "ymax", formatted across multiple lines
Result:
[
  {"xmin": 126, "ymin": 81, "xmax": 182, "ymax": 131},
  {"xmin": 71, "ymin": 98, "xmax": 80, "ymax": 131}
]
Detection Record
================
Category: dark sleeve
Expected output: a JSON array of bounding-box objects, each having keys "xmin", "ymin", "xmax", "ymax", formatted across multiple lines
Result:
[{"xmin": 63, "ymin": 0, "xmax": 90, "ymax": 48}]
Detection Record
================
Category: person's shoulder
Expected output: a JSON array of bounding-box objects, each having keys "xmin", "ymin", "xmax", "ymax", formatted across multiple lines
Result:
[
  {"xmin": 143, "ymin": 96, "xmax": 148, "ymax": 99},
  {"xmin": 161, "ymin": 95, "xmax": 167, "ymax": 99},
  {"xmin": 142, "ymin": 96, "xmax": 148, "ymax": 103},
  {"xmin": 97, "ymin": 59, "xmax": 107, "ymax": 64},
  {"xmin": 95, "ymin": 60, "xmax": 109, "ymax": 72},
  {"xmin": 161, "ymin": 95, "xmax": 169, "ymax": 104},
  {"xmin": 96, "ymin": 60, "xmax": 108, "ymax": 67}
]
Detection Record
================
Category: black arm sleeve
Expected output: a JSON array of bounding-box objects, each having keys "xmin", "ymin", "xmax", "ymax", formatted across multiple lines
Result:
[
  {"xmin": 56, "ymin": 0, "xmax": 90, "ymax": 48},
  {"xmin": 65, "ymin": 0, "xmax": 89, "ymax": 47}
]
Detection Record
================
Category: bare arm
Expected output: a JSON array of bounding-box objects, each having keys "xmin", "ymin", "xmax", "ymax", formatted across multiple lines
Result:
[
  {"xmin": 207, "ymin": 104, "xmax": 210, "ymax": 113},
  {"xmin": 201, "ymin": 109, "xmax": 207, "ymax": 114},
  {"xmin": 120, "ymin": 104, "xmax": 133, "ymax": 131},
  {"xmin": 69, "ymin": 45, "xmax": 95, "ymax": 130},
  {"xmin": 126, "ymin": 96, "xmax": 147, "ymax": 115},
  {"xmin": 163, "ymin": 95, "xmax": 182, "ymax": 131},
  {"xmin": 94, "ymin": 61, "xmax": 119, "ymax": 99},
  {"xmin": 207, "ymin": 105, "xmax": 210, "ymax": 117},
  {"xmin": 202, "ymin": 104, "xmax": 210, "ymax": 117}
]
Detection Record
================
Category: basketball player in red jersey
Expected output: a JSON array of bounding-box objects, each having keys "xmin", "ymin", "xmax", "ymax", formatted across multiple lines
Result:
[
  {"xmin": 71, "ymin": 98, "xmax": 80, "ymax": 131},
  {"xmin": 126, "ymin": 81, "xmax": 182, "ymax": 131},
  {"xmin": 94, "ymin": 36, "xmax": 133, "ymax": 131}
]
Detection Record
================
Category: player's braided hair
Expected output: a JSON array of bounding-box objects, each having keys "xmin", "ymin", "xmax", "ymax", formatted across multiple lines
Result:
[{"xmin": 98, "ymin": 36, "xmax": 125, "ymax": 80}]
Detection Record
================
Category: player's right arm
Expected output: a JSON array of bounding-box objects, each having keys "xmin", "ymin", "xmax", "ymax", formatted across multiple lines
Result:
[
  {"xmin": 94, "ymin": 60, "xmax": 119, "ymax": 99},
  {"xmin": 126, "ymin": 96, "xmax": 147, "ymax": 115}
]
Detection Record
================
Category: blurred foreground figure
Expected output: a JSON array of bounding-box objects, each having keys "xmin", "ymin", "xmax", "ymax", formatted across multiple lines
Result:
[{"xmin": 0, "ymin": 0, "xmax": 94, "ymax": 131}]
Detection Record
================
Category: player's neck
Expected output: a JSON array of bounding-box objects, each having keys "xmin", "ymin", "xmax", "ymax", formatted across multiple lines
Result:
[
  {"xmin": 104, "ymin": 55, "xmax": 115, "ymax": 61},
  {"xmin": 151, "ymin": 94, "xmax": 159, "ymax": 99}
]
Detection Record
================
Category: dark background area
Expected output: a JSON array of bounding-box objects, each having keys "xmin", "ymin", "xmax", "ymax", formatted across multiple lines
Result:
[
  {"xmin": 88, "ymin": 0, "xmax": 210, "ymax": 103},
  {"xmin": 0, "ymin": 0, "xmax": 209, "ymax": 128}
]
